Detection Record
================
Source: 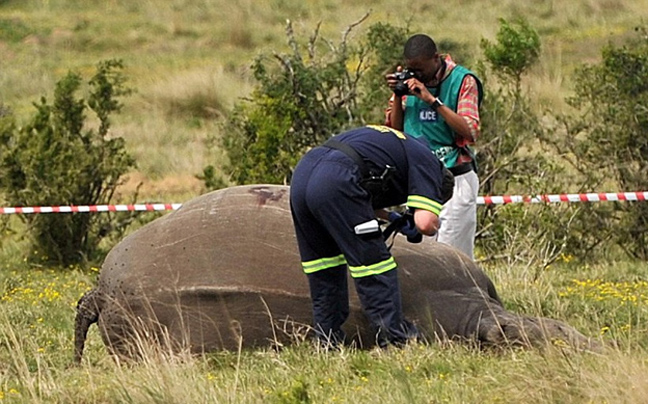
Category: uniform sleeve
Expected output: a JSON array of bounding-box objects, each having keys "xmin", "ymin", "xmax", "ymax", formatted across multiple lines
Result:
[{"xmin": 404, "ymin": 146, "xmax": 446, "ymax": 216}]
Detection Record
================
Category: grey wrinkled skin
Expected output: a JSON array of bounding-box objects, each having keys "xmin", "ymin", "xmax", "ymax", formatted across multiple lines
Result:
[{"xmin": 74, "ymin": 185, "xmax": 598, "ymax": 363}]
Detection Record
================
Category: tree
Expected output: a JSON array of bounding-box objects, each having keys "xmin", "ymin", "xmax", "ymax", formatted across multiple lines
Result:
[{"xmin": 475, "ymin": 18, "xmax": 574, "ymax": 269}]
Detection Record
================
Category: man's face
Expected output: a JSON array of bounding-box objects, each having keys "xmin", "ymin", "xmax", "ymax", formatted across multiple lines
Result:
[{"xmin": 405, "ymin": 54, "xmax": 442, "ymax": 86}]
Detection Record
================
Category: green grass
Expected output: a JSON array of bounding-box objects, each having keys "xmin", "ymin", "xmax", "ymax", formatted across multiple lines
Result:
[{"xmin": 0, "ymin": 260, "xmax": 647, "ymax": 403}]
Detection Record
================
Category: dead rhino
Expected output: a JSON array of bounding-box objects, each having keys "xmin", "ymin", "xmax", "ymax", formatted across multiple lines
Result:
[{"xmin": 74, "ymin": 184, "xmax": 596, "ymax": 362}]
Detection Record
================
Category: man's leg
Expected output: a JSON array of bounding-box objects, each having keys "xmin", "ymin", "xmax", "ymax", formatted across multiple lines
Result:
[
  {"xmin": 290, "ymin": 149, "xmax": 350, "ymax": 344},
  {"xmin": 303, "ymin": 162, "xmax": 418, "ymax": 347},
  {"xmin": 306, "ymin": 266, "xmax": 349, "ymax": 345},
  {"xmin": 293, "ymin": 150, "xmax": 417, "ymax": 347},
  {"xmin": 437, "ymin": 170, "xmax": 479, "ymax": 259},
  {"xmin": 353, "ymin": 268, "xmax": 416, "ymax": 347}
]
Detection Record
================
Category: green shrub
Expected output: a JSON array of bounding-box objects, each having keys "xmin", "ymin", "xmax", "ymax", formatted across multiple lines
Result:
[
  {"xmin": 0, "ymin": 60, "xmax": 137, "ymax": 266},
  {"xmin": 476, "ymin": 18, "xmax": 572, "ymax": 266},
  {"xmin": 544, "ymin": 27, "xmax": 648, "ymax": 260},
  {"xmin": 478, "ymin": 17, "xmax": 544, "ymax": 199},
  {"xmin": 204, "ymin": 16, "xmax": 409, "ymax": 186},
  {"xmin": 480, "ymin": 18, "xmax": 541, "ymax": 86}
]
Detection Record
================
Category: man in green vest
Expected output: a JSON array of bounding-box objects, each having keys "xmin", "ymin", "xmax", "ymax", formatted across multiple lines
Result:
[{"xmin": 385, "ymin": 34, "xmax": 483, "ymax": 259}]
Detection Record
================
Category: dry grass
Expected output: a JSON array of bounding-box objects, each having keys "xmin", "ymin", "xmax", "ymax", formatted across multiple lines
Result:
[{"xmin": 3, "ymin": 0, "xmax": 648, "ymax": 199}]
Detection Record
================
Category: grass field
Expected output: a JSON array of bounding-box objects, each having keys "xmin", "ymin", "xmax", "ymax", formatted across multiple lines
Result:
[
  {"xmin": 0, "ymin": 259, "xmax": 647, "ymax": 403},
  {"xmin": 2, "ymin": 1, "xmax": 648, "ymax": 402}
]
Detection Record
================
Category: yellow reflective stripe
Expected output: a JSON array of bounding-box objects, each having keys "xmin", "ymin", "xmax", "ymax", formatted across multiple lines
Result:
[
  {"xmin": 348, "ymin": 256, "xmax": 397, "ymax": 278},
  {"xmin": 407, "ymin": 195, "xmax": 442, "ymax": 215},
  {"xmin": 366, "ymin": 124, "xmax": 407, "ymax": 139},
  {"xmin": 301, "ymin": 254, "xmax": 347, "ymax": 274}
]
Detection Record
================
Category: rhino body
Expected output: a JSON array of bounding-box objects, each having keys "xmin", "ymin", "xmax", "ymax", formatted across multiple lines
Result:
[{"xmin": 74, "ymin": 185, "xmax": 594, "ymax": 362}]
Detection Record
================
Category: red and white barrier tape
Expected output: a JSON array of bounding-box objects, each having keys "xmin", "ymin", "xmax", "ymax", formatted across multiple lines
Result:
[
  {"xmin": 0, "ymin": 192, "xmax": 646, "ymax": 214},
  {"xmin": 478, "ymin": 191, "xmax": 648, "ymax": 205},
  {"xmin": 0, "ymin": 203, "xmax": 182, "ymax": 215}
]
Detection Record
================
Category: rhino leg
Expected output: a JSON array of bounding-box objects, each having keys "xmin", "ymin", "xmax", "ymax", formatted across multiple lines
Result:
[{"xmin": 74, "ymin": 288, "xmax": 101, "ymax": 364}]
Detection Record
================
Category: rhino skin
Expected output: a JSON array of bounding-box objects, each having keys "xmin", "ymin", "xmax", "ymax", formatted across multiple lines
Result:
[{"xmin": 74, "ymin": 184, "xmax": 596, "ymax": 363}]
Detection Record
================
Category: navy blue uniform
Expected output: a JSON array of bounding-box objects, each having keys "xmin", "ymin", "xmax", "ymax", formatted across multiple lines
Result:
[{"xmin": 290, "ymin": 125, "xmax": 447, "ymax": 346}]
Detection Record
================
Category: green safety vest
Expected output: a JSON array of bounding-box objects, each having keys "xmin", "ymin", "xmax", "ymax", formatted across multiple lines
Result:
[{"xmin": 403, "ymin": 65, "xmax": 483, "ymax": 168}]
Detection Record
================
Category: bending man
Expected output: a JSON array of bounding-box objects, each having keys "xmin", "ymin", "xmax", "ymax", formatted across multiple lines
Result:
[{"xmin": 290, "ymin": 125, "xmax": 453, "ymax": 347}]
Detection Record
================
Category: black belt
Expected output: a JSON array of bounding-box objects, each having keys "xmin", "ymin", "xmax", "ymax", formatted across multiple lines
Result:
[
  {"xmin": 322, "ymin": 138, "xmax": 371, "ymax": 178},
  {"xmin": 448, "ymin": 162, "xmax": 473, "ymax": 176}
]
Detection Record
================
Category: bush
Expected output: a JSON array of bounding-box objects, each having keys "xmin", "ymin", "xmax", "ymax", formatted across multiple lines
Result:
[
  {"xmin": 543, "ymin": 27, "xmax": 648, "ymax": 260},
  {"xmin": 480, "ymin": 18, "xmax": 540, "ymax": 86},
  {"xmin": 476, "ymin": 18, "xmax": 572, "ymax": 266},
  {"xmin": 0, "ymin": 60, "xmax": 137, "ymax": 266},
  {"xmin": 202, "ymin": 16, "xmax": 409, "ymax": 186}
]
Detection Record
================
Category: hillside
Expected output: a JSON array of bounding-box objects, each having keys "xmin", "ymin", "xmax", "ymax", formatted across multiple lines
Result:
[{"xmin": 2, "ymin": 0, "xmax": 648, "ymax": 200}]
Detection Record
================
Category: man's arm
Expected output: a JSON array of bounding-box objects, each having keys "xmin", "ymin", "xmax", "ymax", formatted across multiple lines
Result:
[
  {"xmin": 404, "ymin": 75, "xmax": 480, "ymax": 145},
  {"xmin": 454, "ymin": 75, "xmax": 481, "ymax": 146},
  {"xmin": 380, "ymin": 208, "xmax": 438, "ymax": 238},
  {"xmin": 384, "ymin": 68, "xmax": 406, "ymax": 130},
  {"xmin": 384, "ymin": 94, "xmax": 405, "ymax": 131}
]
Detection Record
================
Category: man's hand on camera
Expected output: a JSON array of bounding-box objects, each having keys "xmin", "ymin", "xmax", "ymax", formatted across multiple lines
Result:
[
  {"xmin": 406, "ymin": 79, "xmax": 428, "ymax": 98},
  {"xmin": 384, "ymin": 66, "xmax": 404, "ymax": 92}
]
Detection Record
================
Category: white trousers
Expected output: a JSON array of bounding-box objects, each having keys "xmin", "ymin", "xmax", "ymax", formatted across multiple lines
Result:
[{"xmin": 436, "ymin": 170, "xmax": 479, "ymax": 260}]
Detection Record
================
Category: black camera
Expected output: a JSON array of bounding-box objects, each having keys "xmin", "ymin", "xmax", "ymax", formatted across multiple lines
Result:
[{"xmin": 393, "ymin": 69, "xmax": 416, "ymax": 96}]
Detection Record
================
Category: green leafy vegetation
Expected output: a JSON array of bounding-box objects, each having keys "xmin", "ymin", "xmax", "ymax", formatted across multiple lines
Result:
[
  {"xmin": 208, "ymin": 17, "xmax": 408, "ymax": 185},
  {"xmin": 481, "ymin": 18, "xmax": 541, "ymax": 85},
  {"xmin": 0, "ymin": 60, "xmax": 136, "ymax": 266},
  {"xmin": 543, "ymin": 27, "xmax": 648, "ymax": 260},
  {"xmin": 476, "ymin": 19, "xmax": 562, "ymax": 267}
]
